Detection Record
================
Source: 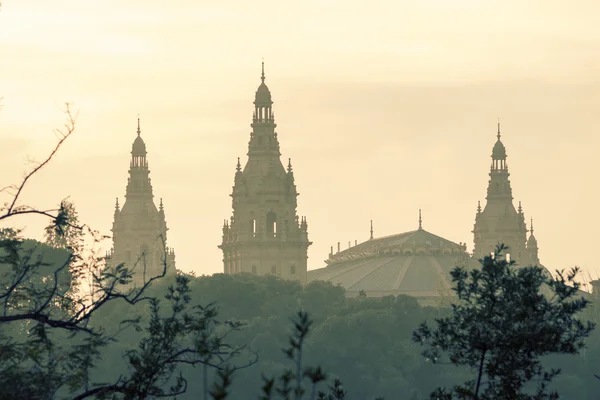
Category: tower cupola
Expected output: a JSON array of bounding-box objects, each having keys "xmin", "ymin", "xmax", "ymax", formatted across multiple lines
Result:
[{"xmin": 491, "ymin": 121, "xmax": 507, "ymax": 169}]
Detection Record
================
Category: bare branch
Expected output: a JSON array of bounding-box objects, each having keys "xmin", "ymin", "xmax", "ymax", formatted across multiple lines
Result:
[{"xmin": 4, "ymin": 102, "xmax": 77, "ymax": 218}]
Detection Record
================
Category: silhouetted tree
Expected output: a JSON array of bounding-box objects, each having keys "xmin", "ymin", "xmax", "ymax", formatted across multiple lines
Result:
[
  {"xmin": 0, "ymin": 105, "xmax": 253, "ymax": 399},
  {"xmin": 44, "ymin": 199, "xmax": 84, "ymax": 251},
  {"xmin": 413, "ymin": 244, "xmax": 595, "ymax": 399}
]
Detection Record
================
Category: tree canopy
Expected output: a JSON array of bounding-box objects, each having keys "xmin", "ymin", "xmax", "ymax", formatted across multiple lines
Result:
[{"xmin": 413, "ymin": 245, "xmax": 595, "ymax": 399}]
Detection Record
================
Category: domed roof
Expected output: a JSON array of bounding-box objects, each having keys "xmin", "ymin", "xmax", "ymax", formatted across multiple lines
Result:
[
  {"xmin": 492, "ymin": 121, "xmax": 507, "ymax": 159},
  {"xmin": 308, "ymin": 229, "xmax": 479, "ymax": 301},
  {"xmin": 131, "ymin": 117, "xmax": 147, "ymax": 155},
  {"xmin": 132, "ymin": 135, "xmax": 146, "ymax": 156},
  {"xmin": 254, "ymin": 61, "xmax": 272, "ymax": 105},
  {"xmin": 492, "ymin": 139, "xmax": 507, "ymax": 159},
  {"xmin": 255, "ymin": 82, "xmax": 272, "ymax": 105}
]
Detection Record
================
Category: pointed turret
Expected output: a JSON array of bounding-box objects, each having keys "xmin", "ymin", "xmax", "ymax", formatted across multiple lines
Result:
[
  {"xmin": 247, "ymin": 60, "xmax": 280, "ymax": 159},
  {"xmin": 219, "ymin": 63, "xmax": 311, "ymax": 284},
  {"xmin": 491, "ymin": 120, "xmax": 507, "ymax": 162},
  {"xmin": 125, "ymin": 117, "xmax": 153, "ymax": 201},
  {"xmin": 527, "ymin": 218, "xmax": 539, "ymax": 266},
  {"xmin": 472, "ymin": 120, "xmax": 528, "ymax": 263},
  {"xmin": 108, "ymin": 117, "xmax": 176, "ymax": 287}
]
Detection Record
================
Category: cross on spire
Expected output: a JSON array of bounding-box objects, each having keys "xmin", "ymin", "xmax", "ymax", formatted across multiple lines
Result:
[
  {"xmin": 261, "ymin": 58, "xmax": 265, "ymax": 83},
  {"xmin": 137, "ymin": 114, "xmax": 141, "ymax": 136}
]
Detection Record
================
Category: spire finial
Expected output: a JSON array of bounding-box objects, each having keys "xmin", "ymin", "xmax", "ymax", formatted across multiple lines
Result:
[
  {"xmin": 477, "ymin": 200, "xmax": 482, "ymax": 213},
  {"xmin": 115, "ymin": 197, "xmax": 119, "ymax": 209},
  {"xmin": 370, "ymin": 220, "xmax": 373, "ymax": 240},
  {"xmin": 261, "ymin": 59, "xmax": 265, "ymax": 83},
  {"xmin": 530, "ymin": 217, "xmax": 534, "ymax": 234},
  {"xmin": 418, "ymin": 209, "xmax": 422, "ymax": 230},
  {"xmin": 497, "ymin": 118, "xmax": 501, "ymax": 140},
  {"xmin": 137, "ymin": 114, "xmax": 141, "ymax": 137},
  {"xmin": 236, "ymin": 157, "xmax": 241, "ymax": 172},
  {"xmin": 287, "ymin": 158, "xmax": 292, "ymax": 172},
  {"xmin": 518, "ymin": 200, "xmax": 523, "ymax": 214},
  {"xmin": 159, "ymin": 198, "xmax": 164, "ymax": 211}
]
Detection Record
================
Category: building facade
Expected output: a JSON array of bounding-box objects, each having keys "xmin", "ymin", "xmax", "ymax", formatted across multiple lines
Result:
[
  {"xmin": 106, "ymin": 119, "xmax": 176, "ymax": 287},
  {"xmin": 219, "ymin": 63, "xmax": 311, "ymax": 283}
]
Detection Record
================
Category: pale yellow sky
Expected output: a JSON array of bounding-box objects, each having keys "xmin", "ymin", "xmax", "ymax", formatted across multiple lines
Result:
[{"xmin": 1, "ymin": 0, "xmax": 600, "ymax": 281}]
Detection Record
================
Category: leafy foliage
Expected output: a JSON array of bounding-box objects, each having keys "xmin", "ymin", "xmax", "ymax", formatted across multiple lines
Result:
[
  {"xmin": 209, "ymin": 310, "xmax": 383, "ymax": 400},
  {"xmin": 413, "ymin": 244, "xmax": 595, "ymax": 399}
]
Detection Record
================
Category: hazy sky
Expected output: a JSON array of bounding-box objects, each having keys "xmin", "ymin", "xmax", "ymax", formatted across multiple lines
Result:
[{"xmin": 1, "ymin": 1, "xmax": 599, "ymax": 283}]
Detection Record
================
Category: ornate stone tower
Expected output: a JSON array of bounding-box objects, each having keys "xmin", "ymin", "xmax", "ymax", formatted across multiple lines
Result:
[
  {"xmin": 472, "ymin": 122, "xmax": 531, "ymax": 264},
  {"xmin": 107, "ymin": 118, "xmax": 176, "ymax": 286},
  {"xmin": 219, "ymin": 63, "xmax": 312, "ymax": 284}
]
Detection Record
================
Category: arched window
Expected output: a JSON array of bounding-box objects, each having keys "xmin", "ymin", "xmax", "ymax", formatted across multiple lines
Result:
[{"xmin": 266, "ymin": 211, "xmax": 277, "ymax": 238}]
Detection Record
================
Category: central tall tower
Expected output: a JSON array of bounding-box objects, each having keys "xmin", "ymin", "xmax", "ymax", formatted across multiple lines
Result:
[
  {"xmin": 219, "ymin": 63, "xmax": 312, "ymax": 283},
  {"xmin": 472, "ymin": 122, "xmax": 531, "ymax": 264}
]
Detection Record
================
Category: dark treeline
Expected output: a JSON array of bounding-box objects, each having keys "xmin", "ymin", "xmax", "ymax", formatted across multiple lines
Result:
[{"xmin": 88, "ymin": 270, "xmax": 600, "ymax": 399}]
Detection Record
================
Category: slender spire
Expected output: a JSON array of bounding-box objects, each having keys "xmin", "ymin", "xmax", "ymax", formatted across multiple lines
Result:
[
  {"xmin": 261, "ymin": 59, "xmax": 265, "ymax": 83},
  {"xmin": 497, "ymin": 118, "xmax": 501, "ymax": 140},
  {"xmin": 287, "ymin": 158, "xmax": 293, "ymax": 172},
  {"xmin": 137, "ymin": 115, "xmax": 141, "ymax": 137},
  {"xmin": 159, "ymin": 198, "xmax": 164, "ymax": 212},
  {"xmin": 418, "ymin": 209, "xmax": 422, "ymax": 230},
  {"xmin": 236, "ymin": 157, "xmax": 241, "ymax": 172},
  {"xmin": 530, "ymin": 217, "xmax": 534, "ymax": 234},
  {"xmin": 518, "ymin": 200, "xmax": 523, "ymax": 214},
  {"xmin": 477, "ymin": 200, "xmax": 482, "ymax": 213},
  {"xmin": 370, "ymin": 220, "xmax": 373, "ymax": 240},
  {"xmin": 115, "ymin": 197, "xmax": 119, "ymax": 210}
]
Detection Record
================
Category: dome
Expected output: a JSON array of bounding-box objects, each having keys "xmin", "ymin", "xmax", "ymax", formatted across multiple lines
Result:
[
  {"xmin": 255, "ymin": 82, "xmax": 272, "ymax": 105},
  {"xmin": 308, "ymin": 229, "xmax": 479, "ymax": 303},
  {"xmin": 132, "ymin": 135, "xmax": 146, "ymax": 156},
  {"xmin": 492, "ymin": 139, "xmax": 507, "ymax": 159}
]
